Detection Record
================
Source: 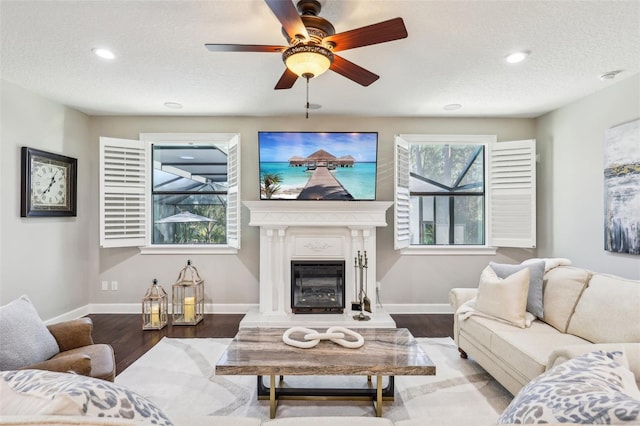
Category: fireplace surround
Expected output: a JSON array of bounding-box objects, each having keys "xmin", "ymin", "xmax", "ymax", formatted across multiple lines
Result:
[{"xmin": 241, "ymin": 201, "xmax": 395, "ymax": 328}]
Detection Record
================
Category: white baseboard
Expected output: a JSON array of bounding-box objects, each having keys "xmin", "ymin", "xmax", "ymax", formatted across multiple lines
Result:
[
  {"xmin": 45, "ymin": 303, "xmax": 451, "ymax": 322},
  {"xmin": 383, "ymin": 304, "xmax": 453, "ymax": 314},
  {"xmin": 87, "ymin": 303, "xmax": 258, "ymax": 315},
  {"xmin": 44, "ymin": 305, "xmax": 91, "ymax": 325}
]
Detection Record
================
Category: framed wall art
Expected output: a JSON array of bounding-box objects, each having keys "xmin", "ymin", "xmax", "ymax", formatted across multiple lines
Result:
[
  {"xmin": 21, "ymin": 147, "xmax": 77, "ymax": 217},
  {"xmin": 603, "ymin": 119, "xmax": 639, "ymax": 254}
]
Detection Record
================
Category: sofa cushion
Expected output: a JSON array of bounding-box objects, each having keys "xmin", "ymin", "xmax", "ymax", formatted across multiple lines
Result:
[
  {"xmin": 491, "ymin": 325, "xmax": 591, "ymax": 382},
  {"xmin": 0, "ymin": 370, "xmax": 173, "ymax": 426},
  {"xmin": 490, "ymin": 260, "xmax": 545, "ymax": 318},
  {"xmin": 0, "ymin": 295, "xmax": 60, "ymax": 370},
  {"xmin": 567, "ymin": 273, "xmax": 640, "ymax": 343},
  {"xmin": 475, "ymin": 266, "xmax": 530, "ymax": 328},
  {"xmin": 497, "ymin": 351, "xmax": 640, "ymax": 424},
  {"xmin": 541, "ymin": 266, "xmax": 590, "ymax": 333}
]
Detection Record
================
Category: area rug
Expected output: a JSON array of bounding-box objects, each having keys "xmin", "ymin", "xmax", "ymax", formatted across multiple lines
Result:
[{"xmin": 115, "ymin": 337, "xmax": 512, "ymax": 425}]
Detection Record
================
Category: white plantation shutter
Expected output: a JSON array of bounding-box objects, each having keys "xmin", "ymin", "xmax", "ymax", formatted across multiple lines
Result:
[
  {"xmin": 226, "ymin": 134, "xmax": 241, "ymax": 249},
  {"xmin": 489, "ymin": 139, "xmax": 536, "ymax": 248},
  {"xmin": 99, "ymin": 137, "xmax": 147, "ymax": 248},
  {"xmin": 394, "ymin": 136, "xmax": 411, "ymax": 249}
]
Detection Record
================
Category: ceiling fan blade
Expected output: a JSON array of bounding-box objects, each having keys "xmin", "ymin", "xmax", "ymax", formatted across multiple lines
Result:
[
  {"xmin": 264, "ymin": 0, "xmax": 310, "ymax": 42},
  {"xmin": 330, "ymin": 55, "xmax": 379, "ymax": 87},
  {"xmin": 324, "ymin": 17, "xmax": 408, "ymax": 52},
  {"xmin": 274, "ymin": 68, "xmax": 298, "ymax": 90},
  {"xmin": 205, "ymin": 44, "xmax": 286, "ymax": 53}
]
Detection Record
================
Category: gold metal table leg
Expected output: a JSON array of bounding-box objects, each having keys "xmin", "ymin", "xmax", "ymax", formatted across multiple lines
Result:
[
  {"xmin": 269, "ymin": 375, "xmax": 277, "ymax": 419},
  {"xmin": 376, "ymin": 375, "xmax": 383, "ymax": 417}
]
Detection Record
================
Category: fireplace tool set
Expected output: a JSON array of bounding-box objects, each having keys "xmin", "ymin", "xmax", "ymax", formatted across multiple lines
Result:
[{"xmin": 352, "ymin": 250, "xmax": 372, "ymax": 321}]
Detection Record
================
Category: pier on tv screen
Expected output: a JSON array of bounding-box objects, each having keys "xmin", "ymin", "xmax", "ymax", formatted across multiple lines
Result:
[{"xmin": 258, "ymin": 132, "xmax": 378, "ymax": 201}]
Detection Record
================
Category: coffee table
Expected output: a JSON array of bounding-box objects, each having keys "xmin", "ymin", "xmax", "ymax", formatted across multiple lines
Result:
[{"xmin": 215, "ymin": 327, "xmax": 435, "ymax": 418}]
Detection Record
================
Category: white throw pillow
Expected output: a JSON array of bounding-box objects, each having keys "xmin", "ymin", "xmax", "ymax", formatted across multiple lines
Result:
[
  {"xmin": 490, "ymin": 260, "xmax": 545, "ymax": 318},
  {"xmin": 0, "ymin": 295, "xmax": 60, "ymax": 370},
  {"xmin": 475, "ymin": 266, "xmax": 530, "ymax": 328}
]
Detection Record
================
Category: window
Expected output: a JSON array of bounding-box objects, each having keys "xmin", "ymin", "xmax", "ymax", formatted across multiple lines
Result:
[
  {"xmin": 100, "ymin": 133, "xmax": 240, "ymax": 253},
  {"xmin": 395, "ymin": 134, "xmax": 536, "ymax": 253}
]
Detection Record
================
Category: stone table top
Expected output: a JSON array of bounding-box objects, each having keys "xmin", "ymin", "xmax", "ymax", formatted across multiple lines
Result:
[{"xmin": 215, "ymin": 327, "xmax": 436, "ymax": 377}]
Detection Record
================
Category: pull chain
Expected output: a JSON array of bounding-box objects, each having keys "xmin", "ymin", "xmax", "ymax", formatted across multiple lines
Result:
[
  {"xmin": 305, "ymin": 74, "xmax": 310, "ymax": 119},
  {"xmin": 303, "ymin": 73, "xmax": 312, "ymax": 119}
]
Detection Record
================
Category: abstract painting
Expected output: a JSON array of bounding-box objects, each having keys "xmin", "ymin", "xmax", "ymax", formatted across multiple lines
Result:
[{"xmin": 604, "ymin": 118, "xmax": 640, "ymax": 254}]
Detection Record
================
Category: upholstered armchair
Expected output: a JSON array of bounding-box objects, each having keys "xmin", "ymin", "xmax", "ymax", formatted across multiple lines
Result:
[
  {"xmin": 0, "ymin": 295, "xmax": 116, "ymax": 382},
  {"xmin": 28, "ymin": 317, "xmax": 116, "ymax": 382}
]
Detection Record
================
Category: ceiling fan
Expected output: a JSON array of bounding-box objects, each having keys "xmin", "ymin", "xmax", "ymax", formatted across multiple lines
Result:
[{"xmin": 205, "ymin": 0, "xmax": 408, "ymax": 90}]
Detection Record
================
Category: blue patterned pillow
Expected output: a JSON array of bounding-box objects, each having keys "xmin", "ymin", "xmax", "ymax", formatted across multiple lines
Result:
[
  {"xmin": 498, "ymin": 351, "xmax": 640, "ymax": 424},
  {"xmin": 1, "ymin": 369, "xmax": 173, "ymax": 425}
]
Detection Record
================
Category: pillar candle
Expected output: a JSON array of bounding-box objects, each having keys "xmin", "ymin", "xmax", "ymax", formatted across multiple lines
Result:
[
  {"xmin": 150, "ymin": 305, "xmax": 160, "ymax": 327},
  {"xmin": 184, "ymin": 296, "xmax": 195, "ymax": 322}
]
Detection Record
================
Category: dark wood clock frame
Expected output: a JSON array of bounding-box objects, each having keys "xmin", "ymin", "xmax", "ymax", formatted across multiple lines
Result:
[{"xmin": 21, "ymin": 147, "xmax": 77, "ymax": 217}]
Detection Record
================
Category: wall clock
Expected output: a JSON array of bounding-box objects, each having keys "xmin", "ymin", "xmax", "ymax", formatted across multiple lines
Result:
[{"xmin": 21, "ymin": 147, "xmax": 77, "ymax": 217}]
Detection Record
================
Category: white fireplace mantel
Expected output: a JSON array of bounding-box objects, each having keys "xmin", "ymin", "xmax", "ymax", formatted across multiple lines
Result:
[
  {"xmin": 242, "ymin": 201, "xmax": 395, "ymax": 328},
  {"xmin": 244, "ymin": 201, "xmax": 392, "ymax": 228}
]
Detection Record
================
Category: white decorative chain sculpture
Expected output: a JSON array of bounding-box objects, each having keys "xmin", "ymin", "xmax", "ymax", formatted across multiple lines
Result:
[{"xmin": 282, "ymin": 326, "xmax": 364, "ymax": 349}]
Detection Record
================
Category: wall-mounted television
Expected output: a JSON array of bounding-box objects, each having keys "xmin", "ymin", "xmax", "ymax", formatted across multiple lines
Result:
[{"xmin": 258, "ymin": 132, "xmax": 378, "ymax": 201}]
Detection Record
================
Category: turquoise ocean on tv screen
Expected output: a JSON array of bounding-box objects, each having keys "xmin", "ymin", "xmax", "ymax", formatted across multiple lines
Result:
[{"xmin": 260, "ymin": 162, "xmax": 376, "ymax": 200}]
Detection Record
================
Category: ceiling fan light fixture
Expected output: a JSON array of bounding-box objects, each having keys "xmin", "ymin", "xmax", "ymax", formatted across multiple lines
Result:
[{"xmin": 283, "ymin": 44, "xmax": 334, "ymax": 78}]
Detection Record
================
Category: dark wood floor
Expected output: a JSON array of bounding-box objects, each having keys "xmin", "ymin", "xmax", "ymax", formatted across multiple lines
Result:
[{"xmin": 88, "ymin": 314, "xmax": 453, "ymax": 375}]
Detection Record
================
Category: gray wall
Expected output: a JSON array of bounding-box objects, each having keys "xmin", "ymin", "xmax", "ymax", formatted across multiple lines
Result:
[
  {"xmin": 1, "ymin": 80, "xmax": 94, "ymax": 319},
  {"xmin": 2, "ymin": 74, "xmax": 637, "ymax": 320},
  {"xmin": 89, "ymin": 116, "xmax": 536, "ymax": 312},
  {"xmin": 536, "ymin": 74, "xmax": 640, "ymax": 279}
]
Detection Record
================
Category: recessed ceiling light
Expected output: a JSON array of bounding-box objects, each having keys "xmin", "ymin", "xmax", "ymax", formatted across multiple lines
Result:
[
  {"xmin": 164, "ymin": 102, "xmax": 183, "ymax": 109},
  {"xmin": 92, "ymin": 48, "xmax": 115, "ymax": 60},
  {"xmin": 179, "ymin": 156, "xmax": 195, "ymax": 160},
  {"xmin": 599, "ymin": 70, "xmax": 623, "ymax": 81},
  {"xmin": 443, "ymin": 103, "xmax": 462, "ymax": 111},
  {"xmin": 505, "ymin": 51, "xmax": 530, "ymax": 64}
]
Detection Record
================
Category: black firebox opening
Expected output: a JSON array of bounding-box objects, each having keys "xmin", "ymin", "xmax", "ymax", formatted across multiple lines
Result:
[{"xmin": 291, "ymin": 260, "xmax": 345, "ymax": 314}]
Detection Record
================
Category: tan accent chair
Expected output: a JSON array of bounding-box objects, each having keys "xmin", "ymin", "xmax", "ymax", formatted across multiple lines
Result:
[{"xmin": 22, "ymin": 317, "xmax": 116, "ymax": 382}]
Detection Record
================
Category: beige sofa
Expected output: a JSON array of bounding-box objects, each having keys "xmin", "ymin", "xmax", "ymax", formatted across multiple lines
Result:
[{"xmin": 449, "ymin": 265, "xmax": 640, "ymax": 396}]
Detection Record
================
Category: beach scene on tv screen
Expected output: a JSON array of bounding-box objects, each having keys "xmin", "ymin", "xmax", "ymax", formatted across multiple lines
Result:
[{"xmin": 259, "ymin": 132, "xmax": 377, "ymax": 200}]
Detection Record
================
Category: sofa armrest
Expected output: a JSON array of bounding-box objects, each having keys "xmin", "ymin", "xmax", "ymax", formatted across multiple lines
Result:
[
  {"xmin": 21, "ymin": 353, "xmax": 92, "ymax": 376},
  {"xmin": 449, "ymin": 288, "xmax": 478, "ymax": 311},
  {"xmin": 47, "ymin": 318, "xmax": 94, "ymax": 351},
  {"xmin": 548, "ymin": 343, "xmax": 640, "ymax": 385},
  {"xmin": 449, "ymin": 288, "xmax": 478, "ymax": 346}
]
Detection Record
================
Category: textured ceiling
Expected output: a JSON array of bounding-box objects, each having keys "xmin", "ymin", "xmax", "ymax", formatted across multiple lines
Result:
[{"xmin": 1, "ymin": 0, "xmax": 639, "ymax": 117}]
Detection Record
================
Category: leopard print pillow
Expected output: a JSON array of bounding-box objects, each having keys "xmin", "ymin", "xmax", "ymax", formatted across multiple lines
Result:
[
  {"xmin": 1, "ymin": 369, "xmax": 173, "ymax": 425},
  {"xmin": 498, "ymin": 351, "xmax": 640, "ymax": 424}
]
